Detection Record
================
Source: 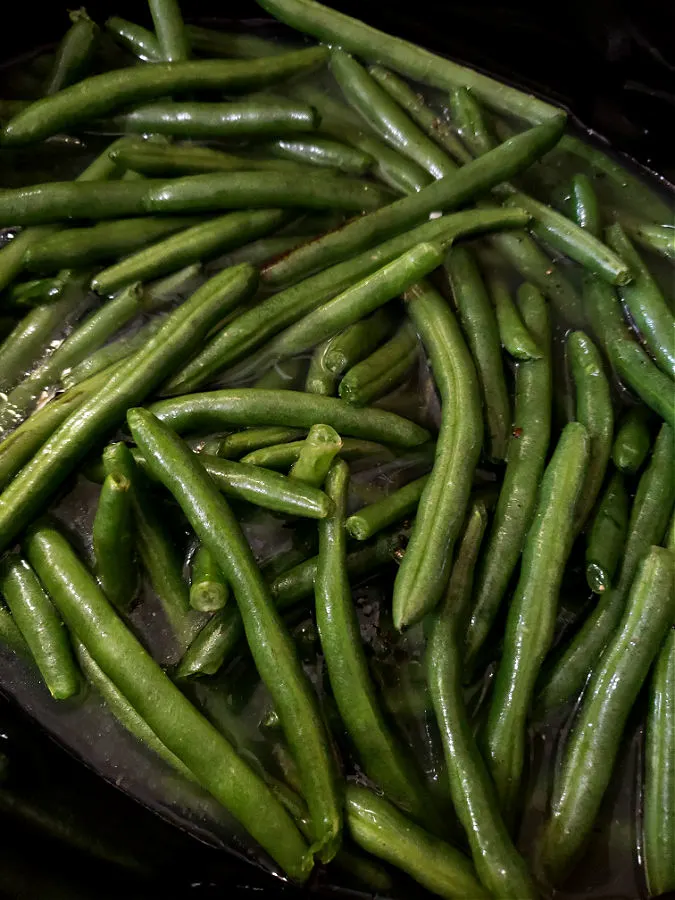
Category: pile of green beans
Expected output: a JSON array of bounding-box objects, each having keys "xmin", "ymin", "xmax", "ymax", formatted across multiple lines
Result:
[{"xmin": 0, "ymin": 2, "xmax": 673, "ymax": 896}]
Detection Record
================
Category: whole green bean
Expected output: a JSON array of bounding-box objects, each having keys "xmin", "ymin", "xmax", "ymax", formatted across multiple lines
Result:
[
  {"xmin": 317, "ymin": 460, "xmax": 438, "ymax": 827},
  {"xmin": 393, "ymin": 281, "xmax": 482, "ymax": 630},
  {"xmin": 150, "ymin": 389, "xmax": 429, "ymax": 448},
  {"xmin": 612, "ymin": 407, "xmax": 652, "ymax": 474},
  {"xmin": 1, "ymin": 48, "xmax": 328, "ymax": 145},
  {"xmin": 289, "ymin": 424, "xmax": 342, "ymax": 487},
  {"xmin": 345, "ymin": 784, "xmax": 489, "ymax": 899},
  {"xmin": 446, "ymin": 245, "xmax": 511, "ymax": 460},
  {"xmin": 91, "ymin": 209, "xmax": 288, "ymax": 295},
  {"xmin": 606, "ymin": 222, "xmax": 675, "ymax": 379},
  {"xmin": 127, "ymin": 408, "xmax": 341, "ymax": 862},
  {"xmin": 568, "ymin": 331, "xmax": 614, "ymax": 532},
  {"xmin": 643, "ymin": 627, "xmax": 675, "ymax": 898},
  {"xmin": 44, "ymin": 8, "xmax": 99, "ymax": 95},
  {"xmin": 346, "ymin": 475, "xmax": 428, "ymax": 541},
  {"xmin": 585, "ymin": 470, "xmax": 629, "ymax": 594},
  {"xmin": 25, "ymin": 520, "xmax": 312, "ymax": 880},
  {"xmin": 427, "ymin": 503, "xmax": 537, "ymax": 898},
  {"xmin": 215, "ymin": 427, "xmax": 305, "ymax": 460},
  {"xmin": 92, "ymin": 471, "xmax": 136, "ymax": 612},
  {"xmin": 265, "ymin": 135, "xmax": 373, "ymax": 174},
  {"xmin": 483, "ymin": 422, "xmax": 589, "ymax": 817},
  {"xmin": 618, "ymin": 216, "xmax": 675, "ymax": 262},
  {"xmin": 331, "ymin": 50, "xmax": 456, "ymax": 180},
  {"xmin": 339, "ymin": 320, "xmax": 419, "ymax": 407},
  {"xmin": 258, "ymin": 116, "xmax": 561, "ymax": 287},
  {"xmin": 465, "ymin": 283, "xmax": 551, "ymax": 667},
  {"xmin": 305, "ymin": 340, "xmax": 338, "ymax": 396},
  {"xmin": 487, "ymin": 274, "xmax": 542, "ymax": 360},
  {"xmin": 241, "ymin": 437, "xmax": 391, "ymax": 469},
  {"xmin": 104, "ymin": 16, "xmax": 162, "ymax": 62},
  {"xmin": 0, "ymin": 552, "xmax": 79, "ymax": 700},
  {"xmin": 369, "ymin": 67, "xmax": 471, "ymax": 165},
  {"xmin": 165, "ymin": 206, "xmax": 529, "ymax": 394},
  {"xmin": 538, "ymin": 546, "xmax": 675, "ymax": 883},
  {"xmin": 0, "ymin": 265, "xmax": 258, "ymax": 554},
  {"xmin": 148, "ymin": 0, "xmax": 189, "ymax": 62},
  {"xmin": 571, "ymin": 173, "xmax": 601, "ymax": 238},
  {"xmin": 190, "ymin": 546, "xmax": 229, "ymax": 612},
  {"xmin": 536, "ymin": 423, "xmax": 674, "ymax": 714}
]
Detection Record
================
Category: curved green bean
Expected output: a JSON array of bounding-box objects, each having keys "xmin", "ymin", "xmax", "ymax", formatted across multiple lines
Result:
[
  {"xmin": 487, "ymin": 273, "xmax": 542, "ymax": 360},
  {"xmin": 104, "ymin": 17, "xmax": 162, "ymax": 62},
  {"xmin": 339, "ymin": 320, "xmax": 419, "ymax": 407},
  {"xmin": 45, "ymin": 8, "xmax": 98, "ymax": 96}
]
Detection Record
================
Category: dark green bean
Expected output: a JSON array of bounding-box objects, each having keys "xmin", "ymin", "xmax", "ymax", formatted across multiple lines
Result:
[
  {"xmin": 448, "ymin": 87, "xmax": 496, "ymax": 157},
  {"xmin": 536, "ymin": 423, "xmax": 674, "ymax": 714},
  {"xmin": 393, "ymin": 281, "xmax": 482, "ymax": 630},
  {"xmin": 346, "ymin": 476, "xmax": 428, "ymax": 541},
  {"xmin": 612, "ymin": 407, "xmax": 652, "ymax": 474},
  {"xmin": 214, "ymin": 427, "xmax": 305, "ymax": 460},
  {"xmin": 643, "ymin": 627, "xmax": 675, "ymax": 898},
  {"xmin": 44, "ymin": 8, "xmax": 99, "ymax": 95},
  {"xmin": 241, "ymin": 437, "xmax": 391, "ymax": 469},
  {"xmin": 190, "ymin": 546, "xmax": 229, "ymax": 612},
  {"xmin": 585, "ymin": 471, "xmax": 629, "ymax": 594},
  {"xmin": 165, "ymin": 206, "xmax": 528, "ymax": 394},
  {"xmin": 568, "ymin": 330, "xmax": 614, "ymax": 531},
  {"xmin": 427, "ymin": 503, "xmax": 537, "ymax": 898},
  {"xmin": 483, "ymin": 422, "xmax": 589, "ymax": 818},
  {"xmin": 104, "ymin": 17, "xmax": 162, "ymax": 62},
  {"xmin": 323, "ymin": 308, "xmax": 392, "ymax": 376},
  {"xmin": 446, "ymin": 245, "xmax": 511, "ymax": 460},
  {"xmin": 487, "ymin": 273, "xmax": 542, "ymax": 360},
  {"xmin": 345, "ymin": 784, "xmax": 489, "ymax": 899},
  {"xmin": 618, "ymin": 215, "xmax": 675, "ymax": 262},
  {"xmin": 2, "ymin": 49, "xmax": 327, "ymax": 145},
  {"xmin": 289, "ymin": 425, "xmax": 342, "ymax": 487},
  {"xmin": 339, "ymin": 320, "xmax": 419, "ymax": 407},
  {"xmin": 24, "ymin": 519, "xmax": 312, "ymax": 880},
  {"xmin": 538, "ymin": 546, "xmax": 675, "ymax": 884},
  {"xmin": 264, "ymin": 135, "xmax": 373, "ymax": 174},
  {"xmin": 0, "ymin": 552, "xmax": 79, "ymax": 700},
  {"xmin": 91, "ymin": 209, "xmax": 288, "ymax": 295},
  {"xmin": 571, "ymin": 173, "xmax": 601, "ymax": 238},
  {"xmin": 148, "ymin": 0, "xmax": 189, "ymax": 62},
  {"xmin": 305, "ymin": 341, "xmax": 338, "ymax": 396},
  {"xmin": 92, "ymin": 471, "xmax": 136, "ymax": 612},
  {"xmin": 62, "ymin": 317, "xmax": 165, "ymax": 388},
  {"xmin": 258, "ymin": 116, "xmax": 561, "ymax": 287},
  {"xmin": 464, "ymin": 283, "xmax": 551, "ymax": 668},
  {"xmin": 127, "ymin": 408, "xmax": 341, "ymax": 862},
  {"xmin": 0, "ymin": 265, "xmax": 258, "ymax": 554},
  {"xmin": 606, "ymin": 222, "xmax": 675, "ymax": 379}
]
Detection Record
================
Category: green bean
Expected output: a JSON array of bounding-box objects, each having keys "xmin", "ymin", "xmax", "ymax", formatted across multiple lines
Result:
[
  {"xmin": 104, "ymin": 16, "xmax": 162, "ymax": 62},
  {"xmin": 538, "ymin": 546, "xmax": 675, "ymax": 884},
  {"xmin": 6, "ymin": 269, "xmax": 81, "ymax": 309},
  {"xmin": 331, "ymin": 50, "xmax": 456, "ymax": 180},
  {"xmin": 44, "ymin": 8, "xmax": 99, "ymax": 95},
  {"xmin": 644, "ymin": 627, "xmax": 675, "ymax": 898},
  {"xmin": 127, "ymin": 409, "xmax": 341, "ymax": 862},
  {"xmin": 606, "ymin": 222, "xmax": 675, "ymax": 379},
  {"xmin": 339, "ymin": 320, "xmax": 419, "ymax": 407},
  {"xmin": 0, "ymin": 264, "xmax": 257, "ymax": 554},
  {"xmin": 150, "ymin": 389, "xmax": 429, "ymax": 449},
  {"xmin": 427, "ymin": 502, "xmax": 537, "ymax": 898},
  {"xmin": 190, "ymin": 546, "xmax": 229, "ymax": 613},
  {"xmin": 264, "ymin": 135, "xmax": 373, "ymax": 174},
  {"xmin": 258, "ymin": 116, "xmax": 560, "ymax": 287},
  {"xmin": 585, "ymin": 471, "xmax": 629, "ymax": 594},
  {"xmin": 0, "ymin": 273, "xmax": 88, "ymax": 395},
  {"xmin": 62, "ymin": 317, "xmax": 165, "ymax": 389},
  {"xmin": 92, "ymin": 471, "xmax": 136, "ymax": 612},
  {"xmin": 571, "ymin": 173, "xmax": 601, "ymax": 238},
  {"xmin": 448, "ymin": 87, "xmax": 496, "ymax": 157},
  {"xmin": 464, "ymin": 283, "xmax": 551, "ymax": 667},
  {"xmin": 323, "ymin": 308, "xmax": 392, "ymax": 376},
  {"xmin": 346, "ymin": 476, "xmax": 428, "ymax": 541},
  {"xmin": 0, "ymin": 282, "xmax": 144, "ymax": 435},
  {"xmin": 0, "ymin": 601, "xmax": 29, "ymax": 657},
  {"xmin": 289, "ymin": 424, "xmax": 342, "ymax": 487},
  {"xmin": 215, "ymin": 427, "xmax": 305, "ymax": 460},
  {"xmin": 305, "ymin": 341, "xmax": 338, "ymax": 396},
  {"xmin": 487, "ymin": 273, "xmax": 542, "ymax": 360},
  {"xmin": 0, "ymin": 553, "xmax": 79, "ymax": 700},
  {"xmin": 446, "ymin": 246, "xmax": 510, "ymax": 460},
  {"xmin": 317, "ymin": 460, "xmax": 437, "ymax": 826},
  {"xmin": 536, "ymin": 423, "xmax": 674, "ymax": 714},
  {"xmin": 618, "ymin": 216, "xmax": 675, "ymax": 262},
  {"xmin": 612, "ymin": 407, "xmax": 652, "ymax": 474},
  {"xmin": 227, "ymin": 242, "xmax": 444, "ymax": 385},
  {"xmin": 484, "ymin": 422, "xmax": 589, "ymax": 818},
  {"xmin": 568, "ymin": 331, "xmax": 614, "ymax": 532},
  {"xmin": 2, "ymin": 49, "xmax": 328, "ymax": 146},
  {"xmin": 165, "ymin": 206, "xmax": 529, "ymax": 394},
  {"xmin": 91, "ymin": 209, "xmax": 288, "ymax": 296},
  {"xmin": 393, "ymin": 281, "xmax": 482, "ymax": 631},
  {"xmin": 148, "ymin": 0, "xmax": 189, "ymax": 62},
  {"xmin": 241, "ymin": 437, "xmax": 391, "ymax": 469},
  {"xmin": 345, "ymin": 784, "xmax": 489, "ymax": 899},
  {"xmin": 24, "ymin": 519, "xmax": 312, "ymax": 880},
  {"xmin": 583, "ymin": 276, "xmax": 675, "ymax": 429},
  {"xmin": 186, "ymin": 24, "xmax": 291, "ymax": 59},
  {"xmin": 369, "ymin": 67, "xmax": 471, "ymax": 165},
  {"xmin": 23, "ymin": 216, "xmax": 199, "ymax": 274}
]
